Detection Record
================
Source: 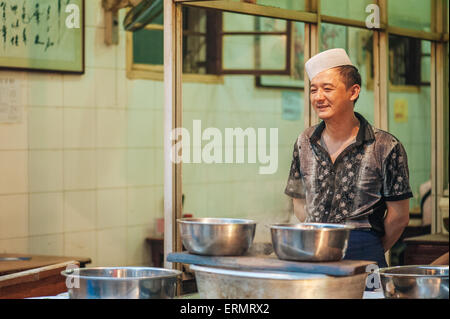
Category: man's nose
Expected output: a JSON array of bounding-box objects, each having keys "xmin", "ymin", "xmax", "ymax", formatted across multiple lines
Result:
[{"xmin": 313, "ymin": 89, "xmax": 325, "ymax": 101}]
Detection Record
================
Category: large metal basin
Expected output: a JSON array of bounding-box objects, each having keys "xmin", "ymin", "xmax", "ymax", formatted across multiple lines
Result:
[
  {"xmin": 190, "ymin": 265, "xmax": 367, "ymax": 299},
  {"xmin": 178, "ymin": 218, "xmax": 256, "ymax": 256},
  {"xmin": 378, "ymin": 265, "xmax": 449, "ymax": 299},
  {"xmin": 61, "ymin": 267, "xmax": 181, "ymax": 299},
  {"xmin": 270, "ymin": 223, "xmax": 353, "ymax": 262}
]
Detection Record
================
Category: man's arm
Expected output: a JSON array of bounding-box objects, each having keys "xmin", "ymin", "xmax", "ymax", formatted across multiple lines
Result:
[
  {"xmin": 292, "ymin": 198, "xmax": 307, "ymax": 222},
  {"xmin": 431, "ymin": 252, "xmax": 449, "ymax": 265},
  {"xmin": 382, "ymin": 199, "xmax": 410, "ymax": 252}
]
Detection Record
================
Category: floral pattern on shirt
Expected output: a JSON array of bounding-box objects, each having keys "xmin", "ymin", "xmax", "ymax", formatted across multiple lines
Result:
[{"xmin": 284, "ymin": 113, "xmax": 413, "ymax": 229}]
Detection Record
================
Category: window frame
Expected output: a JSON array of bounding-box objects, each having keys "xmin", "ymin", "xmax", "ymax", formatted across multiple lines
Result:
[
  {"xmin": 126, "ymin": 10, "xmax": 224, "ymax": 84},
  {"xmin": 163, "ymin": 0, "xmax": 449, "ymax": 268}
]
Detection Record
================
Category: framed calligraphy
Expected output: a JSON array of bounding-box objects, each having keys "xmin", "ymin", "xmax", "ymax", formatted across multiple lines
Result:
[{"xmin": 0, "ymin": 0, "xmax": 84, "ymax": 74}]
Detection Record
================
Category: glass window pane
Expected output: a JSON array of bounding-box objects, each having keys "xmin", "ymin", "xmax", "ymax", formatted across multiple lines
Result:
[
  {"xmin": 182, "ymin": 8, "xmax": 208, "ymax": 74},
  {"xmin": 256, "ymin": 0, "xmax": 306, "ymax": 11},
  {"xmin": 223, "ymin": 12, "xmax": 255, "ymax": 32},
  {"xmin": 321, "ymin": 0, "xmax": 374, "ymax": 21},
  {"xmin": 223, "ymin": 35, "xmax": 255, "ymax": 69},
  {"xmin": 258, "ymin": 22, "xmax": 306, "ymax": 89},
  {"xmin": 182, "ymin": 73, "xmax": 305, "ymax": 246},
  {"xmin": 228, "ymin": 0, "xmax": 307, "ymax": 11},
  {"xmin": 319, "ymin": 23, "xmax": 375, "ymax": 123},
  {"xmin": 223, "ymin": 12, "xmax": 287, "ymax": 32},
  {"xmin": 133, "ymin": 29, "xmax": 164, "ymax": 65},
  {"xmin": 183, "ymin": 34, "xmax": 207, "ymax": 74},
  {"xmin": 223, "ymin": 35, "xmax": 287, "ymax": 70},
  {"xmin": 388, "ymin": 0, "xmax": 431, "ymax": 32},
  {"xmin": 222, "ymin": 13, "xmax": 289, "ymax": 72},
  {"xmin": 388, "ymin": 36, "xmax": 432, "ymax": 211},
  {"xmin": 388, "ymin": 35, "xmax": 424, "ymax": 86}
]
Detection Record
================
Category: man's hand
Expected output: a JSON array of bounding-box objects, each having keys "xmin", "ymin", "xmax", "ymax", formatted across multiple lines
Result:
[
  {"xmin": 382, "ymin": 199, "xmax": 410, "ymax": 252},
  {"xmin": 293, "ymin": 198, "xmax": 307, "ymax": 222}
]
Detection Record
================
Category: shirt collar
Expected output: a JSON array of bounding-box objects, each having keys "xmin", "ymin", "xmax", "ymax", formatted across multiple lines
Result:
[{"xmin": 309, "ymin": 112, "xmax": 375, "ymax": 146}]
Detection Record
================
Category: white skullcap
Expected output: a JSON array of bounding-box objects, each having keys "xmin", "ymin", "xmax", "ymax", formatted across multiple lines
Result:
[{"xmin": 305, "ymin": 48, "xmax": 354, "ymax": 80}]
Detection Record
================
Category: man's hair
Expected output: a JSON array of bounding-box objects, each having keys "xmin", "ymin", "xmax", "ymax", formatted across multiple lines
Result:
[{"xmin": 336, "ymin": 65, "xmax": 361, "ymax": 105}]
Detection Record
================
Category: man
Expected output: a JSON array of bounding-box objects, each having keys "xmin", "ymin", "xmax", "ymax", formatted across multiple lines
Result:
[{"xmin": 285, "ymin": 48, "xmax": 413, "ymax": 267}]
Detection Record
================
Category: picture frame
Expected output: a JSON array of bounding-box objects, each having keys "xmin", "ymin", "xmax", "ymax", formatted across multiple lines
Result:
[{"xmin": 0, "ymin": 0, "xmax": 85, "ymax": 74}]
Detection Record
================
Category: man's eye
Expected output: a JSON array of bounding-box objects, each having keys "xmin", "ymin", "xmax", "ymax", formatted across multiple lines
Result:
[{"xmin": 310, "ymin": 90, "xmax": 317, "ymax": 94}]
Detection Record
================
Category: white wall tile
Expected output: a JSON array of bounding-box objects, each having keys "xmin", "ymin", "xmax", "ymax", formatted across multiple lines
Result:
[
  {"xmin": 182, "ymin": 159, "xmax": 208, "ymax": 184},
  {"xmin": 127, "ymin": 149, "xmax": 154, "ymax": 186},
  {"xmin": 95, "ymin": 69, "xmax": 117, "ymax": 107},
  {"xmin": 0, "ymin": 106, "xmax": 27, "ymax": 150},
  {"xmin": 27, "ymin": 73, "xmax": 63, "ymax": 107},
  {"xmin": 64, "ymin": 150, "xmax": 97, "ymax": 190},
  {"xmin": 154, "ymin": 186, "xmax": 164, "ymax": 219},
  {"xmin": 153, "ymin": 81, "xmax": 164, "ymax": 110},
  {"xmin": 206, "ymin": 183, "xmax": 232, "ymax": 218},
  {"xmin": 97, "ymin": 188, "xmax": 127, "ymax": 228},
  {"xmin": 127, "ymin": 80, "xmax": 156, "ymax": 109},
  {"xmin": 85, "ymin": 0, "xmax": 104, "ymax": 28},
  {"xmin": 97, "ymin": 149, "xmax": 127, "ymax": 188},
  {"xmin": 0, "ymin": 151, "xmax": 28, "ymax": 194},
  {"xmin": 182, "ymin": 82, "xmax": 214, "ymax": 112},
  {"xmin": 127, "ymin": 110, "xmax": 153, "ymax": 147},
  {"xmin": 116, "ymin": 31, "xmax": 127, "ymax": 70},
  {"xmin": 0, "ymin": 194, "xmax": 28, "ymax": 239},
  {"xmin": 97, "ymin": 109, "xmax": 127, "ymax": 147},
  {"xmin": 85, "ymin": 27, "xmax": 116, "ymax": 69},
  {"xmin": 154, "ymin": 148, "xmax": 164, "ymax": 186},
  {"xmin": 0, "ymin": 72, "xmax": 28, "ymax": 109},
  {"xmin": 182, "ymin": 184, "xmax": 207, "ymax": 218},
  {"xmin": 117, "ymin": 9, "xmax": 127, "ymax": 32},
  {"xmin": 126, "ymin": 225, "xmax": 152, "ymax": 266},
  {"xmin": 64, "ymin": 109, "xmax": 96, "ymax": 148},
  {"xmin": 64, "ymin": 191, "xmax": 96, "ymax": 232},
  {"xmin": 63, "ymin": 68, "xmax": 96, "ymax": 107},
  {"xmin": 29, "ymin": 193, "xmax": 63, "ymax": 236},
  {"xmin": 153, "ymin": 110, "xmax": 164, "ymax": 148},
  {"xmin": 29, "ymin": 234, "xmax": 64, "ymax": 256},
  {"xmin": 64, "ymin": 231, "xmax": 97, "ymax": 265},
  {"xmin": 0, "ymin": 237, "xmax": 29, "ymax": 254},
  {"xmin": 116, "ymin": 70, "xmax": 128, "ymax": 108},
  {"xmin": 127, "ymin": 187, "xmax": 156, "ymax": 226},
  {"xmin": 29, "ymin": 151, "xmax": 63, "ymax": 192},
  {"xmin": 28, "ymin": 107, "xmax": 63, "ymax": 149},
  {"xmin": 97, "ymin": 227, "xmax": 127, "ymax": 266}
]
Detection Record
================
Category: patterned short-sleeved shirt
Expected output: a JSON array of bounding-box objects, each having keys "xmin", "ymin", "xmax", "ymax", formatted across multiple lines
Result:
[{"xmin": 284, "ymin": 112, "xmax": 413, "ymax": 235}]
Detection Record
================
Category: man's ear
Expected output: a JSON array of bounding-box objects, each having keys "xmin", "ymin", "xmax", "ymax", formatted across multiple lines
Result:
[{"xmin": 349, "ymin": 84, "xmax": 361, "ymax": 102}]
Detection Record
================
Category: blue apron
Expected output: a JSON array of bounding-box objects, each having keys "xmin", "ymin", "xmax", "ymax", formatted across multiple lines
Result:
[
  {"xmin": 344, "ymin": 229, "xmax": 387, "ymax": 291},
  {"xmin": 344, "ymin": 229, "xmax": 388, "ymax": 268}
]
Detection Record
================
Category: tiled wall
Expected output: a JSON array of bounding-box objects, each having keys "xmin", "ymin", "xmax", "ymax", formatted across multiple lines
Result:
[
  {"xmin": 1, "ymin": 1, "xmax": 432, "ymax": 266},
  {"xmin": 0, "ymin": 1, "xmax": 163, "ymax": 267},
  {"xmin": 181, "ymin": 75, "xmax": 305, "ymax": 243},
  {"xmin": 0, "ymin": 1, "xmax": 303, "ymax": 264},
  {"xmin": 389, "ymin": 87, "xmax": 432, "ymax": 208}
]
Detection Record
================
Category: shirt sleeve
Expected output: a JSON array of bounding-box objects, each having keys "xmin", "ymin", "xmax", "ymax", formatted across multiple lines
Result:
[
  {"xmin": 382, "ymin": 142, "xmax": 414, "ymax": 201},
  {"xmin": 284, "ymin": 140, "xmax": 305, "ymax": 199}
]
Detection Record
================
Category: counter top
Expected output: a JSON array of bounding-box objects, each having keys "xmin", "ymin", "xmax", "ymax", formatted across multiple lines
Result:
[
  {"xmin": 403, "ymin": 233, "xmax": 449, "ymax": 244},
  {"xmin": 0, "ymin": 253, "xmax": 91, "ymax": 276},
  {"xmin": 167, "ymin": 252, "xmax": 374, "ymax": 277}
]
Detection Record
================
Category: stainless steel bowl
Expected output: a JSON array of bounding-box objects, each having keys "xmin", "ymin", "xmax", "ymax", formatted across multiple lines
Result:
[
  {"xmin": 178, "ymin": 218, "xmax": 256, "ymax": 256},
  {"xmin": 270, "ymin": 223, "xmax": 353, "ymax": 262},
  {"xmin": 61, "ymin": 267, "xmax": 181, "ymax": 299},
  {"xmin": 378, "ymin": 265, "xmax": 449, "ymax": 299},
  {"xmin": 191, "ymin": 265, "xmax": 368, "ymax": 299}
]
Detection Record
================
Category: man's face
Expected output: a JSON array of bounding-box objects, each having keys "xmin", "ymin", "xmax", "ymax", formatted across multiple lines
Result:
[{"xmin": 309, "ymin": 68, "xmax": 359, "ymax": 120}]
